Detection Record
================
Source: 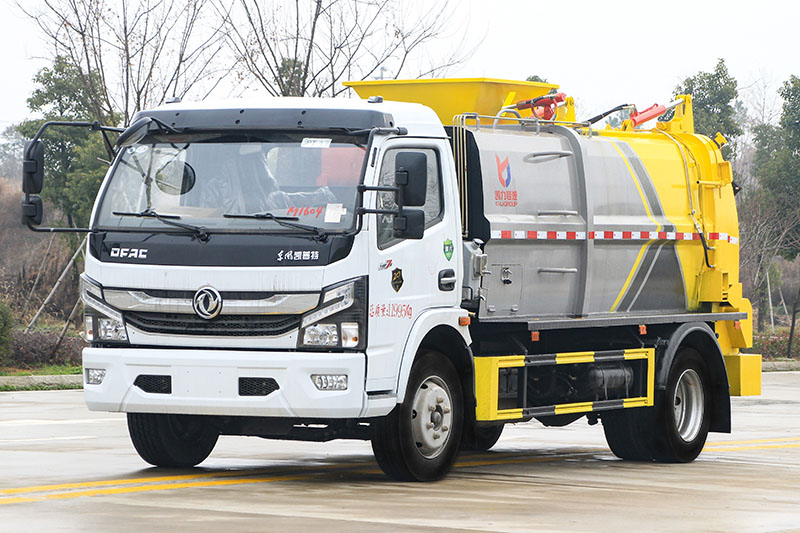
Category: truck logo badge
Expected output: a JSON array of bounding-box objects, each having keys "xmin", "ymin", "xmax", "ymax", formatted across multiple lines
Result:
[
  {"xmin": 379, "ymin": 259, "xmax": 393, "ymax": 270},
  {"xmin": 110, "ymin": 247, "xmax": 147, "ymax": 259},
  {"xmin": 443, "ymin": 239, "xmax": 453, "ymax": 261},
  {"xmin": 193, "ymin": 286, "xmax": 222, "ymax": 320},
  {"xmin": 391, "ymin": 268, "xmax": 404, "ymax": 292},
  {"xmin": 496, "ymin": 155, "xmax": 511, "ymax": 188}
]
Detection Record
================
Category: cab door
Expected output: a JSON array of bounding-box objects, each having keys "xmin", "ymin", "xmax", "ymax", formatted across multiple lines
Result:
[{"xmin": 365, "ymin": 139, "xmax": 462, "ymax": 392}]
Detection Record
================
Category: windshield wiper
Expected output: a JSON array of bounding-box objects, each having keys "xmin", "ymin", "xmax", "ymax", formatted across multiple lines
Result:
[
  {"xmin": 223, "ymin": 211, "xmax": 328, "ymax": 242},
  {"xmin": 113, "ymin": 209, "xmax": 209, "ymax": 242}
]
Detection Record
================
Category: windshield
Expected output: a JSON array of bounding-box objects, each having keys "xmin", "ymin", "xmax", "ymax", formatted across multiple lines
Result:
[{"xmin": 95, "ymin": 132, "xmax": 367, "ymax": 233}]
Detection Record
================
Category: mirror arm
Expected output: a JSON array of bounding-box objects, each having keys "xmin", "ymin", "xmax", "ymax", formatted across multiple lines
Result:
[
  {"xmin": 25, "ymin": 120, "xmax": 122, "ymax": 160},
  {"xmin": 99, "ymin": 130, "xmax": 117, "ymax": 161},
  {"xmin": 25, "ymin": 221, "xmax": 94, "ymax": 234}
]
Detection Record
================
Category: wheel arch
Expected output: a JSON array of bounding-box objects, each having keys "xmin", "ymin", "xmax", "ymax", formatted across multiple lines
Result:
[
  {"xmin": 657, "ymin": 321, "xmax": 730, "ymax": 433},
  {"xmin": 395, "ymin": 309, "xmax": 473, "ymax": 404}
]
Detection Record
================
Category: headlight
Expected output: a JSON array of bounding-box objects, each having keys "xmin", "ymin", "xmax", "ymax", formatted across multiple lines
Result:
[
  {"xmin": 81, "ymin": 274, "xmax": 128, "ymax": 343},
  {"xmin": 299, "ymin": 278, "xmax": 366, "ymax": 350},
  {"xmin": 301, "ymin": 281, "xmax": 355, "ymax": 328}
]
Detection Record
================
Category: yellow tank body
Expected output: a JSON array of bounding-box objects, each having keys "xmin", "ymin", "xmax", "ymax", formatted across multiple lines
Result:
[{"xmin": 348, "ymin": 79, "xmax": 758, "ymax": 395}]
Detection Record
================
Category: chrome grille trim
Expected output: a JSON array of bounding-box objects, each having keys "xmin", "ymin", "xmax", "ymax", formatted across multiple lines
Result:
[{"xmin": 104, "ymin": 289, "xmax": 319, "ymax": 315}]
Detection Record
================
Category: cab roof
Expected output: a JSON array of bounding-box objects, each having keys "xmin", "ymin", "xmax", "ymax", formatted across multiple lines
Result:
[{"xmin": 136, "ymin": 96, "xmax": 446, "ymax": 138}]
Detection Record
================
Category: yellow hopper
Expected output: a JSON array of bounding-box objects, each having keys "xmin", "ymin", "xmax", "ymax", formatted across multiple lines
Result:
[{"xmin": 343, "ymin": 78, "xmax": 559, "ymax": 125}]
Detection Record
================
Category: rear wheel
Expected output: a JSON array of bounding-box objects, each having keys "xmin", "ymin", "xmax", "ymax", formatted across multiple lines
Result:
[
  {"xmin": 603, "ymin": 347, "xmax": 711, "ymax": 463},
  {"xmin": 653, "ymin": 348, "xmax": 711, "ymax": 462},
  {"xmin": 371, "ymin": 350, "xmax": 463, "ymax": 481},
  {"xmin": 127, "ymin": 413, "xmax": 219, "ymax": 467}
]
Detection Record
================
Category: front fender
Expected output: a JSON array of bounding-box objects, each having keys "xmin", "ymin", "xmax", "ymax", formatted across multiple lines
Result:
[{"xmin": 394, "ymin": 308, "xmax": 471, "ymax": 402}]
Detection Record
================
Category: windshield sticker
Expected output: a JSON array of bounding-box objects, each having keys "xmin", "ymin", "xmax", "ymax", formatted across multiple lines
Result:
[
  {"xmin": 324, "ymin": 203, "xmax": 347, "ymax": 223},
  {"xmin": 443, "ymin": 239, "xmax": 453, "ymax": 261},
  {"xmin": 287, "ymin": 206, "xmax": 324, "ymax": 218},
  {"xmin": 127, "ymin": 145, "xmax": 149, "ymax": 155},
  {"xmin": 301, "ymin": 138, "xmax": 332, "ymax": 148},
  {"xmin": 277, "ymin": 250, "xmax": 320, "ymax": 262},
  {"xmin": 369, "ymin": 303, "xmax": 413, "ymax": 319}
]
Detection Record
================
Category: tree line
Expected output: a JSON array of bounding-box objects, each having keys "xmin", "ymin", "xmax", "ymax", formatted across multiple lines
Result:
[{"xmin": 2, "ymin": 1, "xmax": 799, "ymax": 345}]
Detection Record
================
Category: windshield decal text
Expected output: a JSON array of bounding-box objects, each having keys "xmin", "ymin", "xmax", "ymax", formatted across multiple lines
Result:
[{"xmin": 287, "ymin": 206, "xmax": 324, "ymax": 218}]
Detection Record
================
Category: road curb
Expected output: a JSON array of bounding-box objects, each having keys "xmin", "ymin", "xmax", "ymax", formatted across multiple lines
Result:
[
  {"xmin": 762, "ymin": 360, "xmax": 800, "ymax": 372},
  {"xmin": 0, "ymin": 374, "xmax": 83, "ymax": 388}
]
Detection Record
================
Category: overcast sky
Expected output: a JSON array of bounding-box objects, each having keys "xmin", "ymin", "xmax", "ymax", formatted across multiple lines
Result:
[{"xmin": 1, "ymin": 0, "xmax": 796, "ymax": 130}]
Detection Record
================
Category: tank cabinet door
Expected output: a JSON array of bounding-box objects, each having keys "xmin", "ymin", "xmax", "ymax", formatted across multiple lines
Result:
[{"xmin": 474, "ymin": 130, "xmax": 585, "ymax": 319}]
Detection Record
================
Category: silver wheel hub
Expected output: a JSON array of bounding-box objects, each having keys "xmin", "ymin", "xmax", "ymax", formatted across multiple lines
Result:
[
  {"xmin": 672, "ymin": 368, "xmax": 704, "ymax": 442},
  {"xmin": 410, "ymin": 376, "xmax": 453, "ymax": 459}
]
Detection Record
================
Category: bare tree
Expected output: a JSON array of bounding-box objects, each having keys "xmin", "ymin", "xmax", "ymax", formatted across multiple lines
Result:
[
  {"xmin": 22, "ymin": 0, "xmax": 234, "ymax": 125},
  {"xmin": 219, "ymin": 0, "xmax": 474, "ymax": 98}
]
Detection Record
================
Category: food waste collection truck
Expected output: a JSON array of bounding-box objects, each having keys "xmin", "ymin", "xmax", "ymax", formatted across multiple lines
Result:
[{"xmin": 21, "ymin": 78, "xmax": 761, "ymax": 481}]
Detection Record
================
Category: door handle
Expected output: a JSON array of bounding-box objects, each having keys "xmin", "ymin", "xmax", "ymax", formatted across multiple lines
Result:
[{"xmin": 438, "ymin": 269, "xmax": 456, "ymax": 291}]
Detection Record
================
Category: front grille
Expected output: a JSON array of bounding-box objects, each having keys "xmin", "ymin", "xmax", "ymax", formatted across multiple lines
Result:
[
  {"xmin": 134, "ymin": 374, "xmax": 172, "ymax": 394},
  {"xmin": 124, "ymin": 312, "xmax": 301, "ymax": 337},
  {"xmin": 239, "ymin": 377, "xmax": 280, "ymax": 397}
]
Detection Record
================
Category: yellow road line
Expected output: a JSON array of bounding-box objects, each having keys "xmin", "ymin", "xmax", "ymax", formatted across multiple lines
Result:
[
  {"xmin": 0, "ymin": 451, "xmax": 604, "ymax": 504},
  {"xmin": 704, "ymin": 443, "xmax": 800, "ymax": 453},
  {"xmin": 0, "ymin": 474, "xmax": 314, "ymax": 505},
  {"xmin": 705, "ymin": 437, "xmax": 800, "ymax": 448},
  {"xmin": 2, "ymin": 439, "xmax": 797, "ymax": 505}
]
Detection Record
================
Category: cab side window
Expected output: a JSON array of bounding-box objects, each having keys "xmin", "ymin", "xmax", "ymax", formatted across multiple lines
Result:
[{"xmin": 376, "ymin": 148, "xmax": 442, "ymax": 248}]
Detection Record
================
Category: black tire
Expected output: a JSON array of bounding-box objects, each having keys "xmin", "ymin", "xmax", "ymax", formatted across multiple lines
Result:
[
  {"xmin": 461, "ymin": 422, "xmax": 504, "ymax": 452},
  {"xmin": 652, "ymin": 348, "xmax": 711, "ymax": 462},
  {"xmin": 603, "ymin": 347, "xmax": 711, "ymax": 463},
  {"xmin": 602, "ymin": 407, "xmax": 655, "ymax": 461},
  {"xmin": 371, "ymin": 350, "xmax": 463, "ymax": 481},
  {"xmin": 127, "ymin": 413, "xmax": 219, "ymax": 468}
]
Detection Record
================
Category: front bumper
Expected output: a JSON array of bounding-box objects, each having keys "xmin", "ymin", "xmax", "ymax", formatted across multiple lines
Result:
[{"xmin": 83, "ymin": 347, "xmax": 392, "ymax": 418}]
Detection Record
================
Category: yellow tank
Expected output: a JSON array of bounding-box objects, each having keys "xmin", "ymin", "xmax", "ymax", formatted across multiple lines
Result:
[{"xmin": 347, "ymin": 78, "xmax": 758, "ymax": 395}]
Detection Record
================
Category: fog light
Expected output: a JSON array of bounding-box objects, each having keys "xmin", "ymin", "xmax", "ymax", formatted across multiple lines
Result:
[
  {"xmin": 98, "ymin": 318, "xmax": 127, "ymax": 341},
  {"xmin": 85, "ymin": 368, "xmax": 106, "ymax": 385},
  {"xmin": 311, "ymin": 374, "xmax": 348, "ymax": 391},
  {"xmin": 303, "ymin": 323, "xmax": 338, "ymax": 346}
]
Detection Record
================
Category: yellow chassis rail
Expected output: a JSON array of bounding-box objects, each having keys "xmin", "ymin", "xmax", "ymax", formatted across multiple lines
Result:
[{"xmin": 474, "ymin": 348, "xmax": 655, "ymax": 422}]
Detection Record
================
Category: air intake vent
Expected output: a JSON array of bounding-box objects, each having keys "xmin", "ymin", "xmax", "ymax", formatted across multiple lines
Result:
[
  {"xmin": 134, "ymin": 374, "xmax": 172, "ymax": 394},
  {"xmin": 239, "ymin": 377, "xmax": 279, "ymax": 397}
]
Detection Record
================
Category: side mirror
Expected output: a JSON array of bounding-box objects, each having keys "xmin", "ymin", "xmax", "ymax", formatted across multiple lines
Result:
[
  {"xmin": 22, "ymin": 140, "xmax": 44, "ymax": 194},
  {"xmin": 393, "ymin": 208, "xmax": 425, "ymax": 239},
  {"xmin": 21, "ymin": 195, "xmax": 44, "ymax": 226},
  {"xmin": 116, "ymin": 117, "xmax": 153, "ymax": 147},
  {"xmin": 395, "ymin": 151, "xmax": 427, "ymax": 207}
]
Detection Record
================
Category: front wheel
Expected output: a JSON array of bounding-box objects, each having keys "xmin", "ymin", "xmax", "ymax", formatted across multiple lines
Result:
[
  {"xmin": 127, "ymin": 413, "xmax": 219, "ymax": 468},
  {"xmin": 371, "ymin": 350, "xmax": 463, "ymax": 481}
]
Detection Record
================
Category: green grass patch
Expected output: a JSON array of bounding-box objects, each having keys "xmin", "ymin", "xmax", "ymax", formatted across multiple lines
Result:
[
  {"xmin": 0, "ymin": 364, "xmax": 82, "ymax": 376},
  {"xmin": 0, "ymin": 383, "xmax": 82, "ymax": 392}
]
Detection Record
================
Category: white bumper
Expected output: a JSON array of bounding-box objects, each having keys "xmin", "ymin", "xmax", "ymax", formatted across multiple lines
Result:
[{"xmin": 83, "ymin": 347, "xmax": 394, "ymax": 418}]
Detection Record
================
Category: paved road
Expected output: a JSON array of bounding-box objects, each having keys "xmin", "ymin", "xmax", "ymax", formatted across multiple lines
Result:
[{"xmin": 1, "ymin": 373, "xmax": 799, "ymax": 532}]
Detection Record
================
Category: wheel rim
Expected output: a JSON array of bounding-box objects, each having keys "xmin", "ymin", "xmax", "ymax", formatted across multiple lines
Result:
[
  {"xmin": 672, "ymin": 368, "xmax": 704, "ymax": 442},
  {"xmin": 410, "ymin": 375, "xmax": 453, "ymax": 459}
]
